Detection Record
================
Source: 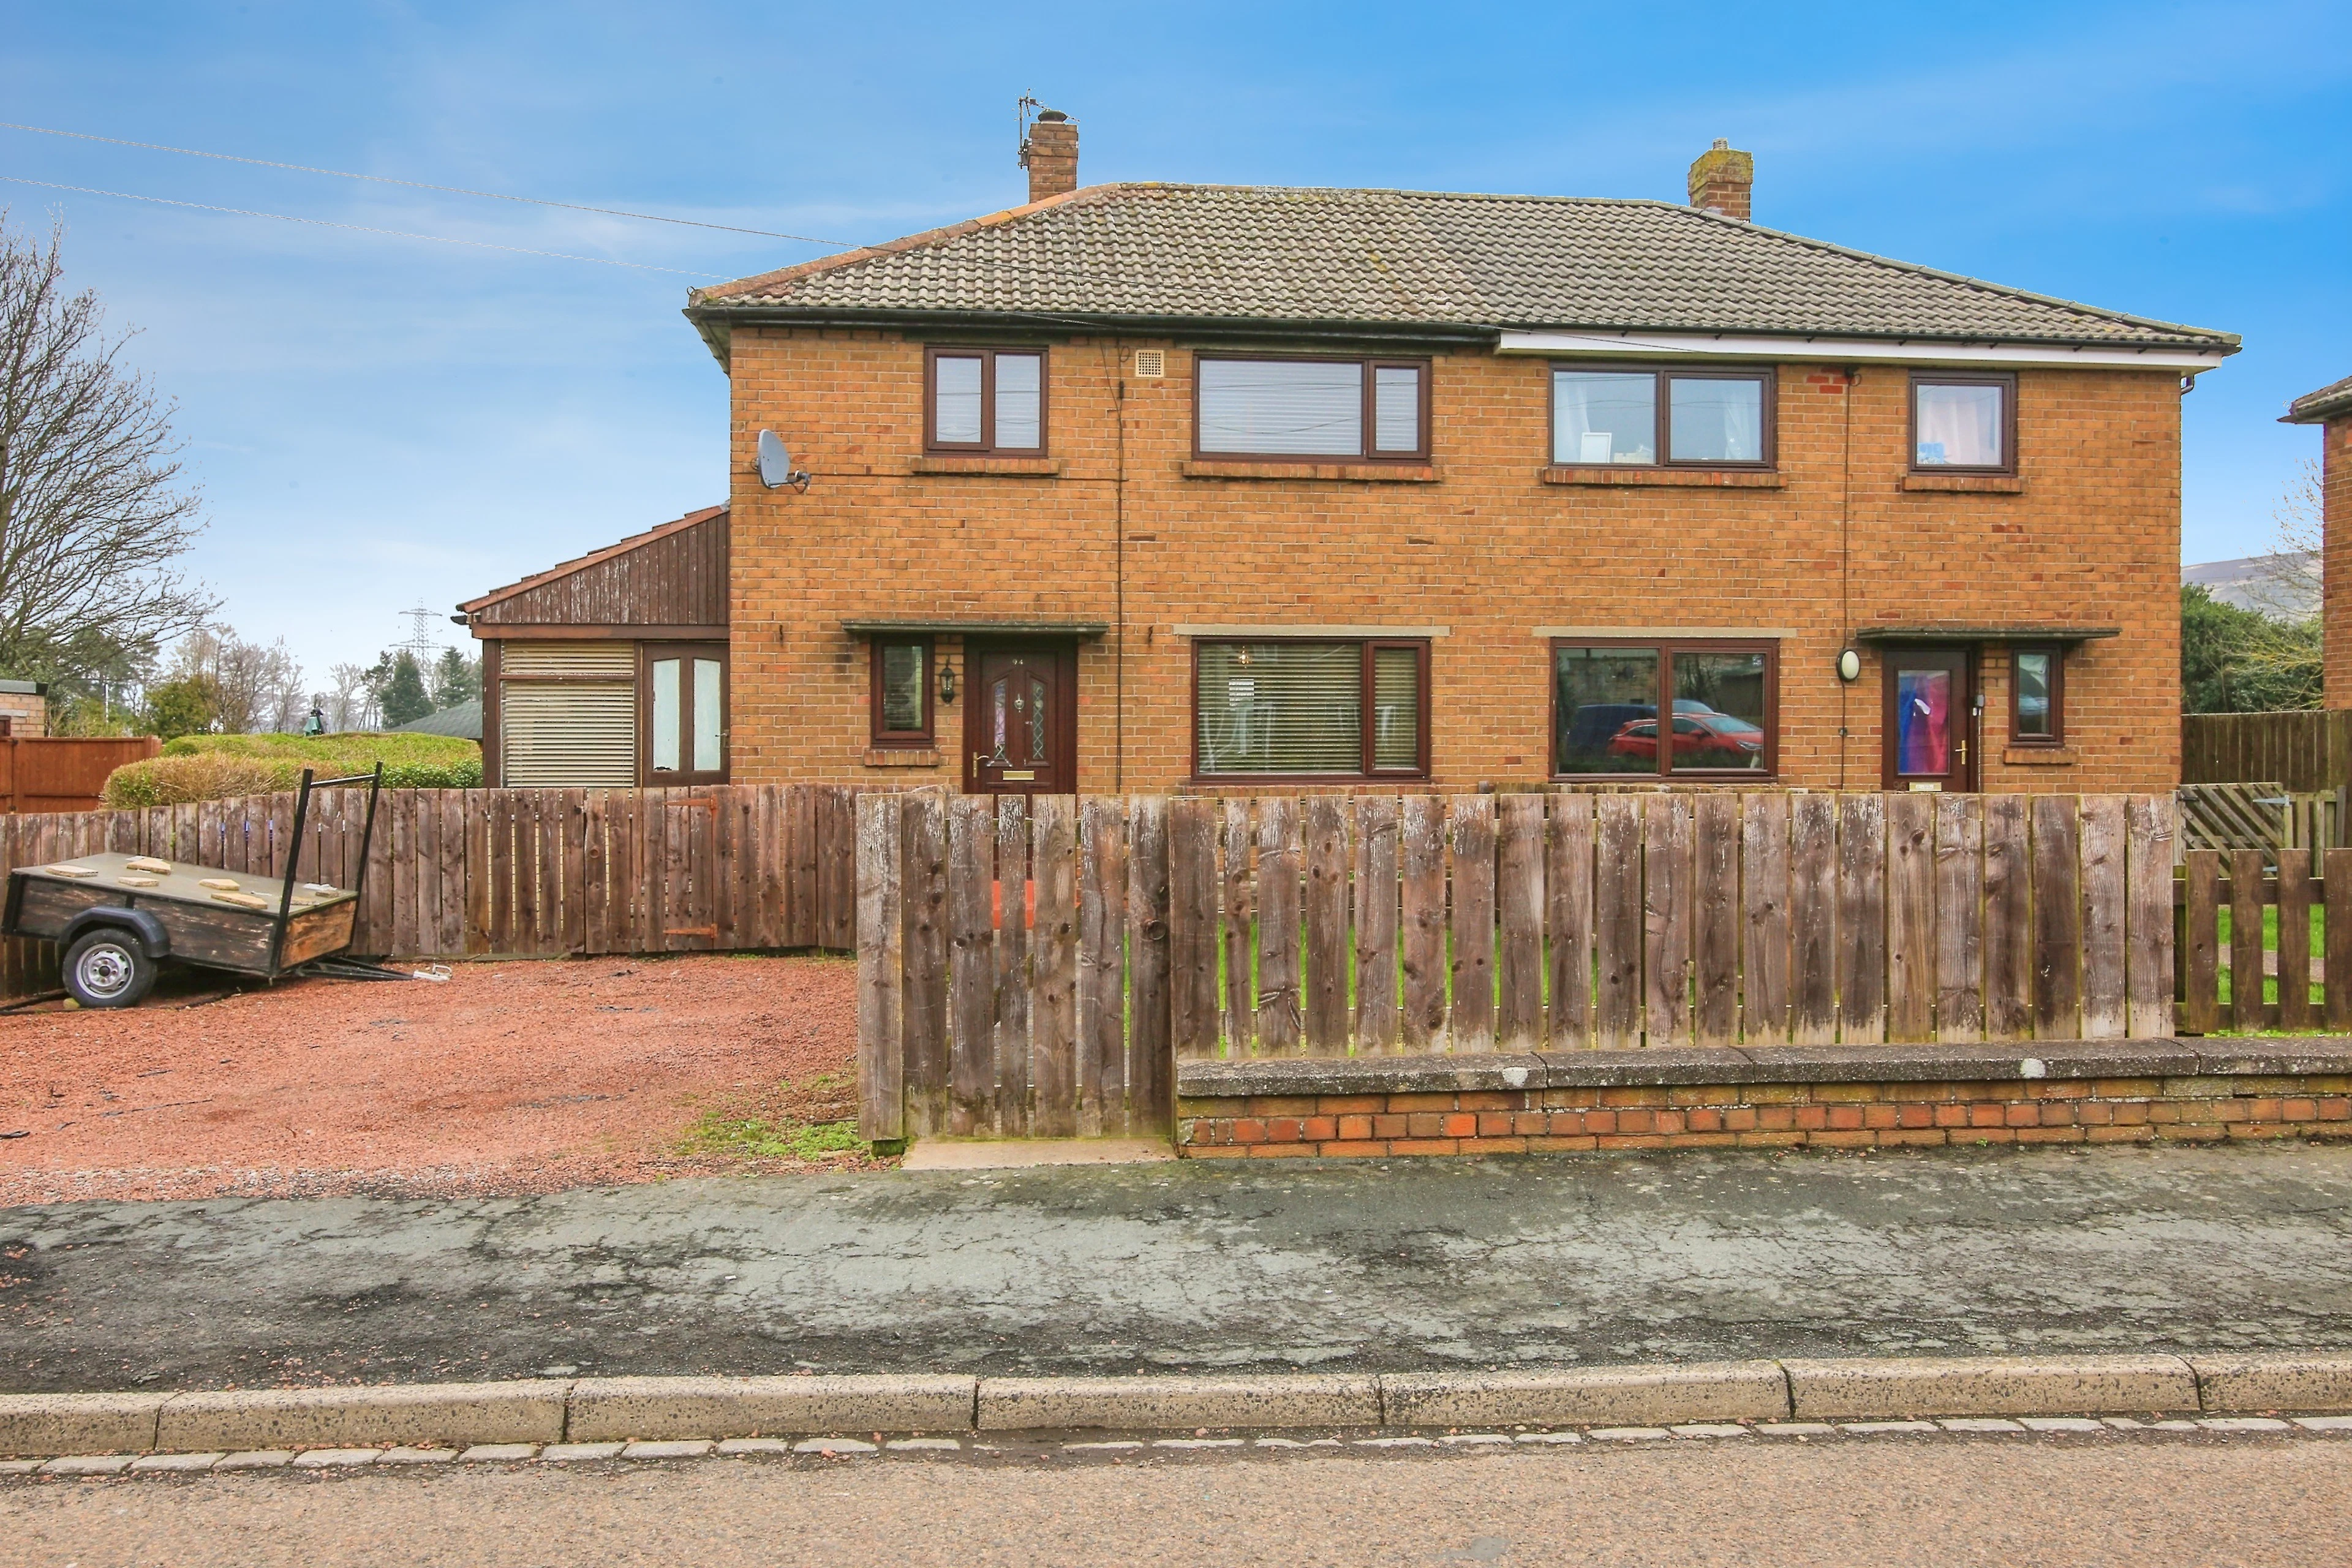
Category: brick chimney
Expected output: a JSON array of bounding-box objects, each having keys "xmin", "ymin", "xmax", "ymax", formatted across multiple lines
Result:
[
  {"xmin": 1687, "ymin": 138, "xmax": 1754, "ymax": 221},
  {"xmin": 1022, "ymin": 109, "xmax": 1079, "ymax": 204}
]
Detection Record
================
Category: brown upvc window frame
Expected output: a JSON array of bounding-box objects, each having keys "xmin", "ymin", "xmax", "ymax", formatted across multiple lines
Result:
[
  {"xmin": 1908, "ymin": 369, "xmax": 2017, "ymax": 475},
  {"xmin": 869, "ymin": 636, "xmax": 933, "ymax": 749},
  {"xmin": 1548, "ymin": 637, "xmax": 1780, "ymax": 780},
  {"xmin": 2007, "ymin": 644, "xmax": 2064, "ymax": 747},
  {"xmin": 1188, "ymin": 636, "xmax": 1432, "ymax": 783},
  {"xmin": 924, "ymin": 346, "xmax": 1050, "ymax": 455},
  {"xmin": 1191, "ymin": 353, "xmax": 1433, "ymax": 464},
  {"xmin": 1548, "ymin": 363, "xmax": 1777, "ymax": 470},
  {"xmin": 639, "ymin": 641, "xmax": 731, "ymax": 786}
]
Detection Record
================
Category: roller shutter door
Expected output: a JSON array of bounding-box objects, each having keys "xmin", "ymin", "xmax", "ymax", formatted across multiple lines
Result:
[{"xmin": 499, "ymin": 643, "xmax": 638, "ymax": 787}]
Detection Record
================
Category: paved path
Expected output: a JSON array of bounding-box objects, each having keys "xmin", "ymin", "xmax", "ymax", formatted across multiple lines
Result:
[
  {"xmin": 7, "ymin": 1431, "xmax": 2349, "ymax": 1566},
  {"xmin": 5, "ymin": 1143, "xmax": 2352, "ymax": 1393}
]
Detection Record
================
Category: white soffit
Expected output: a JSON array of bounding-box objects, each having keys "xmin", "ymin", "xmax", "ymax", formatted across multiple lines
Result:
[{"xmin": 1495, "ymin": 330, "xmax": 2230, "ymax": 372}]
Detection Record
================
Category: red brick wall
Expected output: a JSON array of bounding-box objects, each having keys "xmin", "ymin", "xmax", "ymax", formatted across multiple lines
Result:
[
  {"xmin": 725, "ymin": 332, "xmax": 2184, "ymax": 793},
  {"xmin": 1178, "ymin": 1073, "xmax": 2352, "ymax": 1158},
  {"xmin": 2324, "ymin": 415, "xmax": 2352, "ymax": 708}
]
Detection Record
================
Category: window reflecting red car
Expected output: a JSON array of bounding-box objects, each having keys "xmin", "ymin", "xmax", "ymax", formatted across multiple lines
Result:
[{"xmin": 1607, "ymin": 712, "xmax": 1765, "ymax": 766}]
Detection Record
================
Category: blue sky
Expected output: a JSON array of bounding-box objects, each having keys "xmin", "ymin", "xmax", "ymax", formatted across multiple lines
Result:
[{"xmin": 2, "ymin": 0, "xmax": 2343, "ymax": 688}]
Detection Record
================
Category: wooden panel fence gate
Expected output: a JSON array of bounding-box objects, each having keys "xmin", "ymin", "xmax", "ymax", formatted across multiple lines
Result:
[
  {"xmin": 0, "ymin": 783, "xmax": 861, "ymax": 998},
  {"xmin": 856, "ymin": 791, "xmax": 2184, "ymax": 1142}
]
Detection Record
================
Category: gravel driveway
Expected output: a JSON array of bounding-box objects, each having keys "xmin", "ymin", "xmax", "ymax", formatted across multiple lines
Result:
[{"xmin": 0, "ymin": 954, "xmax": 866, "ymax": 1203}]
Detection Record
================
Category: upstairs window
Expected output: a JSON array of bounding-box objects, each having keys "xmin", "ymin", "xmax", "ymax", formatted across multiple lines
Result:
[
  {"xmin": 1551, "ymin": 366, "xmax": 1773, "ymax": 468},
  {"xmin": 1194, "ymin": 356, "xmax": 1429, "ymax": 462},
  {"xmin": 927, "ymin": 348, "xmax": 1046, "ymax": 453},
  {"xmin": 1912, "ymin": 372, "xmax": 2013, "ymax": 472},
  {"xmin": 1193, "ymin": 639, "xmax": 1428, "ymax": 778}
]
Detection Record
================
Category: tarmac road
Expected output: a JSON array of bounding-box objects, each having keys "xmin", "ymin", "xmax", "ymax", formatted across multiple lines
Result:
[
  {"xmin": 5, "ymin": 1141, "xmax": 2352, "ymax": 1392},
  {"xmin": 4, "ymin": 1431, "xmax": 2348, "ymax": 1567}
]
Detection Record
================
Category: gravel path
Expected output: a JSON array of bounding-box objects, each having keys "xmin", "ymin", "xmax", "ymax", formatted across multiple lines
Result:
[{"xmin": 0, "ymin": 954, "xmax": 865, "ymax": 1203}]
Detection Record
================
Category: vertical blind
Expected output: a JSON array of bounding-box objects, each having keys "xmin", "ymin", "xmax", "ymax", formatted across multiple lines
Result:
[{"xmin": 1196, "ymin": 643, "xmax": 1364, "ymax": 774}]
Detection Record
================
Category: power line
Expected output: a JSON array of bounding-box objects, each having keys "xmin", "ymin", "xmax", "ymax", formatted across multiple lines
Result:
[
  {"xmin": 1, "ymin": 121, "xmax": 858, "ymax": 247},
  {"xmin": 0, "ymin": 175, "xmax": 726, "ymax": 277}
]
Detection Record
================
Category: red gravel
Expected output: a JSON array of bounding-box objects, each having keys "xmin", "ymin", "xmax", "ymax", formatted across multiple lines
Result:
[{"xmin": 0, "ymin": 954, "xmax": 873, "ymax": 1204}]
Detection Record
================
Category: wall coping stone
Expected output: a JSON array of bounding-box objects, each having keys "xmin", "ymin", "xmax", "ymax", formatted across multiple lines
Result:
[{"xmin": 1174, "ymin": 1037, "xmax": 2352, "ymax": 1099}]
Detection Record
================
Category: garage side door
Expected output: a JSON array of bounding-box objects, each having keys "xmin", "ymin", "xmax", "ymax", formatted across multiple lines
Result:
[{"xmin": 500, "ymin": 643, "xmax": 638, "ymax": 788}]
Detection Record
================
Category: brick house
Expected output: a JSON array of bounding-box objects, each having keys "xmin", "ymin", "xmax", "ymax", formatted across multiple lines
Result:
[
  {"xmin": 493, "ymin": 117, "xmax": 2243, "ymax": 796},
  {"xmin": 2288, "ymin": 375, "xmax": 2352, "ymax": 706}
]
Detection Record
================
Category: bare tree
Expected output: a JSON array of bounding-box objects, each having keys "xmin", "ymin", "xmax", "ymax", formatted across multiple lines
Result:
[
  {"xmin": 163, "ymin": 625, "xmax": 306, "ymax": 733},
  {"xmin": 0, "ymin": 212, "xmax": 216, "ymax": 689},
  {"xmin": 326, "ymin": 661, "xmax": 377, "ymax": 731},
  {"xmin": 2252, "ymin": 457, "xmax": 2325, "ymax": 620}
]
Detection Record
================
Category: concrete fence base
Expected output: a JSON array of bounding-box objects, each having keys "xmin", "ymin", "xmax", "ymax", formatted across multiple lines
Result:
[{"xmin": 4, "ymin": 1352, "xmax": 2351, "ymax": 1461}]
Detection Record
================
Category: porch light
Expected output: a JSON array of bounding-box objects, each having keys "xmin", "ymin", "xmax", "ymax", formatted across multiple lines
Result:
[
  {"xmin": 938, "ymin": 658, "xmax": 959, "ymax": 706},
  {"xmin": 1837, "ymin": 648, "xmax": 1862, "ymax": 683}
]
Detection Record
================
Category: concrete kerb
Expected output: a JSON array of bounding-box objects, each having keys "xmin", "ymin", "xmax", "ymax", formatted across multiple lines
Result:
[
  {"xmin": 978, "ymin": 1376, "xmax": 1380, "ymax": 1432},
  {"xmin": 566, "ymin": 1375, "xmax": 978, "ymax": 1444},
  {"xmin": 6, "ymin": 1354, "xmax": 2352, "ymax": 1461},
  {"xmin": 1782, "ymin": 1355, "xmax": 2200, "ymax": 1420}
]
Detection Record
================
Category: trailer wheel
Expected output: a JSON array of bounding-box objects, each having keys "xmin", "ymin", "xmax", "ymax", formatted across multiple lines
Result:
[{"xmin": 62, "ymin": 929, "xmax": 158, "ymax": 1009}]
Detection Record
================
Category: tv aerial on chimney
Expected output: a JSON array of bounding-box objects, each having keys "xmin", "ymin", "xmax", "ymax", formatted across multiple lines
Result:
[{"xmin": 756, "ymin": 429, "xmax": 811, "ymax": 492}]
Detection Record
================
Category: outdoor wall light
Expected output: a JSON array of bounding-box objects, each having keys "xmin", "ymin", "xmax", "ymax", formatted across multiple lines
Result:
[
  {"xmin": 938, "ymin": 659, "xmax": 959, "ymax": 706},
  {"xmin": 1836, "ymin": 648, "xmax": 1863, "ymax": 683}
]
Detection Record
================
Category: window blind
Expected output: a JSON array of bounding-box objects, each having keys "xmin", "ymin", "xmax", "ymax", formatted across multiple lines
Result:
[
  {"xmin": 1196, "ymin": 643, "xmax": 1364, "ymax": 774},
  {"xmin": 1198, "ymin": 360, "xmax": 1363, "ymax": 456}
]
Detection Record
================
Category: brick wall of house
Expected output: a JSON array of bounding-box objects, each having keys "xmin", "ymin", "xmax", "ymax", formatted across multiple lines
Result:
[
  {"xmin": 2324, "ymin": 415, "xmax": 2352, "ymax": 708},
  {"xmin": 725, "ymin": 330, "xmax": 2185, "ymax": 793}
]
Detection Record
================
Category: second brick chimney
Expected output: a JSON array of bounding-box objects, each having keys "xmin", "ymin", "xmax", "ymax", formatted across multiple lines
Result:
[
  {"xmin": 1687, "ymin": 138, "xmax": 1754, "ymax": 221},
  {"xmin": 1022, "ymin": 109, "xmax": 1079, "ymax": 204}
]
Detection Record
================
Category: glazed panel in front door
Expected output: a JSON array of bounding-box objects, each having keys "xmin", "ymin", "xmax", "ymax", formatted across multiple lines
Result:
[
  {"xmin": 968, "ymin": 647, "xmax": 1074, "ymax": 796},
  {"xmin": 1882, "ymin": 648, "xmax": 1976, "ymax": 791}
]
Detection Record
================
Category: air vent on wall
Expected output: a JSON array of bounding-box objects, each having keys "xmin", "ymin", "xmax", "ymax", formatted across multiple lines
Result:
[{"xmin": 1133, "ymin": 349, "xmax": 1166, "ymax": 379}]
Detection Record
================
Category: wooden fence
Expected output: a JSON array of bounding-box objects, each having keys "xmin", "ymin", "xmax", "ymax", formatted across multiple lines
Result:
[
  {"xmin": 2183, "ymin": 710, "xmax": 2352, "ymax": 793},
  {"xmin": 0, "ymin": 783, "xmax": 859, "ymax": 997},
  {"xmin": 0, "ymin": 736, "xmax": 159, "ymax": 813},
  {"xmin": 2177, "ymin": 783, "xmax": 2347, "ymax": 858},
  {"xmin": 856, "ymin": 791, "xmax": 2179, "ymax": 1142},
  {"xmin": 2180, "ymin": 848, "xmax": 2352, "ymax": 1035}
]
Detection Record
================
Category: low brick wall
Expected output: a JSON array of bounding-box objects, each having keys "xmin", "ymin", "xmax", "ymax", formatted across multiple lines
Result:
[{"xmin": 1174, "ymin": 1041, "xmax": 2352, "ymax": 1159}]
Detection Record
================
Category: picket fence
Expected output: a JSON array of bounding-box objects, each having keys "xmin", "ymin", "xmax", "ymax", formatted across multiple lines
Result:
[
  {"xmin": 0, "ymin": 783, "xmax": 859, "ymax": 997},
  {"xmin": 856, "ymin": 790, "xmax": 2181, "ymax": 1142}
]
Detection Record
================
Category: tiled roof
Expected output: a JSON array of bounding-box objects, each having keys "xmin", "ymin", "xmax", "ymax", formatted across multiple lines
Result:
[
  {"xmin": 692, "ymin": 184, "xmax": 2236, "ymax": 350},
  {"xmin": 2285, "ymin": 374, "xmax": 2352, "ymax": 424},
  {"xmin": 459, "ymin": 503, "xmax": 725, "ymax": 613}
]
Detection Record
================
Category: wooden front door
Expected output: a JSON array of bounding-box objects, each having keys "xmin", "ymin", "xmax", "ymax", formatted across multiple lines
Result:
[
  {"xmin": 1882, "ymin": 647, "xmax": 1978, "ymax": 791},
  {"xmin": 965, "ymin": 644, "xmax": 1077, "ymax": 796}
]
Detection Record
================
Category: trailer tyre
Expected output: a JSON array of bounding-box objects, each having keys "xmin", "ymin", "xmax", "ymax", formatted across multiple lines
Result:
[{"xmin": 62, "ymin": 929, "xmax": 158, "ymax": 1009}]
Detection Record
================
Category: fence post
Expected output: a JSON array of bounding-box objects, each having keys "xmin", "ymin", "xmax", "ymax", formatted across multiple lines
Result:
[{"xmin": 855, "ymin": 793, "xmax": 905, "ymax": 1144}]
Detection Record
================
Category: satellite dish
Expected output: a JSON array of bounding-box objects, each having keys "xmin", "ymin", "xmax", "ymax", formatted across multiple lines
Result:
[{"xmin": 756, "ymin": 429, "xmax": 810, "ymax": 492}]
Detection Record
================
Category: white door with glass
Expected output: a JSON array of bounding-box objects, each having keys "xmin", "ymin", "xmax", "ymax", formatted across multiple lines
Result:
[{"xmin": 643, "ymin": 643, "xmax": 728, "ymax": 784}]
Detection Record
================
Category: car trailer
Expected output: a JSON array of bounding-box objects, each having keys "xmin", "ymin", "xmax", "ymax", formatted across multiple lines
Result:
[{"xmin": 1, "ymin": 764, "xmax": 403, "ymax": 1009}]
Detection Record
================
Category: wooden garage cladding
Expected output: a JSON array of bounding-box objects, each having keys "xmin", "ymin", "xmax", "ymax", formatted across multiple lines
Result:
[{"xmin": 462, "ymin": 505, "xmax": 729, "ymax": 631}]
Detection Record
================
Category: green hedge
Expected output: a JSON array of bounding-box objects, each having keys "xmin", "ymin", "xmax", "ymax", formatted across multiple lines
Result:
[{"xmin": 102, "ymin": 733, "xmax": 483, "ymax": 808}]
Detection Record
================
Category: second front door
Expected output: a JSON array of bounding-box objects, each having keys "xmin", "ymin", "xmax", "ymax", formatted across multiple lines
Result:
[
  {"xmin": 1882, "ymin": 647, "xmax": 1977, "ymax": 791},
  {"xmin": 966, "ymin": 644, "xmax": 1076, "ymax": 796}
]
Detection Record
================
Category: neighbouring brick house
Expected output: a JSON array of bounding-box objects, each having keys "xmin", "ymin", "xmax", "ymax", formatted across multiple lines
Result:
[
  {"xmin": 2288, "ymin": 375, "xmax": 2352, "ymax": 706},
  {"xmin": 492, "ymin": 116, "xmax": 2243, "ymax": 796}
]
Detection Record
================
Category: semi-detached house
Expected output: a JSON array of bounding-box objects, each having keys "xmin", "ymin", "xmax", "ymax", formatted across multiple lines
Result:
[{"xmin": 466, "ymin": 116, "xmax": 2238, "ymax": 798}]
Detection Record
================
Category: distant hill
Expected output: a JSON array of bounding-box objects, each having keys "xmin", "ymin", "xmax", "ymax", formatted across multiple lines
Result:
[{"xmin": 2183, "ymin": 553, "xmax": 2318, "ymax": 620}]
